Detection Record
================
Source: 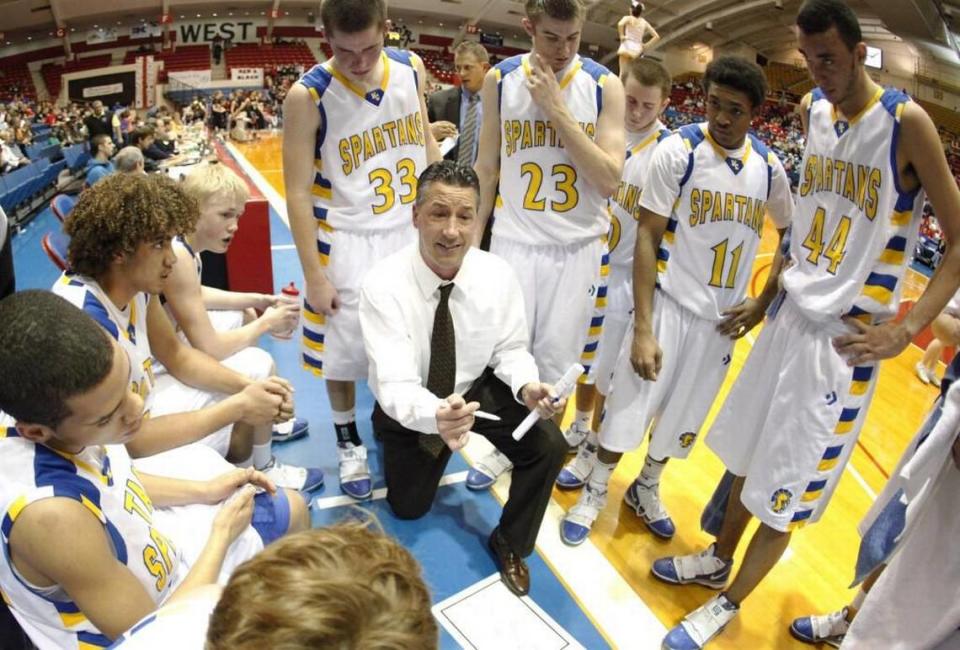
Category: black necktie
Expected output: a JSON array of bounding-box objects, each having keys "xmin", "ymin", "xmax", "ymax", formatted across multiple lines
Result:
[{"xmin": 423, "ymin": 283, "xmax": 455, "ymax": 456}]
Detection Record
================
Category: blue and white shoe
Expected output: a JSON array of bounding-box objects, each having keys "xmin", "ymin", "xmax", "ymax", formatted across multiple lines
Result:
[
  {"xmin": 466, "ymin": 449, "xmax": 513, "ymax": 490},
  {"xmin": 562, "ymin": 423, "xmax": 591, "ymax": 451},
  {"xmin": 556, "ymin": 437, "xmax": 597, "ymax": 489},
  {"xmin": 651, "ymin": 543, "xmax": 732, "ymax": 589},
  {"xmin": 338, "ymin": 443, "xmax": 372, "ymax": 500},
  {"xmin": 624, "ymin": 479, "xmax": 676, "ymax": 539},
  {"xmin": 662, "ymin": 593, "xmax": 739, "ymax": 649},
  {"xmin": 789, "ymin": 608, "xmax": 849, "ymax": 647},
  {"xmin": 560, "ymin": 484, "xmax": 606, "ymax": 546},
  {"xmin": 260, "ymin": 457, "xmax": 324, "ymax": 492},
  {"xmin": 272, "ymin": 417, "xmax": 309, "ymax": 443}
]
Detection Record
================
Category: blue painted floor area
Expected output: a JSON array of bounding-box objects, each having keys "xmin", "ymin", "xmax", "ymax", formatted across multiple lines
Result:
[{"xmin": 10, "ymin": 198, "xmax": 608, "ymax": 649}]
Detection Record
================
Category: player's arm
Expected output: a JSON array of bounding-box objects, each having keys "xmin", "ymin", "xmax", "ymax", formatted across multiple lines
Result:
[
  {"xmin": 8, "ymin": 499, "xmax": 160, "ymax": 640},
  {"xmin": 836, "ymin": 103, "xmax": 960, "ymax": 364},
  {"xmin": 282, "ymin": 84, "xmax": 339, "ymax": 315},
  {"xmin": 163, "ymin": 249, "xmax": 297, "ymax": 360},
  {"xmin": 630, "ymin": 136, "xmax": 686, "ymax": 379},
  {"xmin": 198, "ymin": 285, "xmax": 271, "ymax": 311},
  {"xmin": 473, "ymin": 68, "xmax": 502, "ymax": 245},
  {"xmin": 617, "ymin": 16, "xmax": 628, "ymax": 39},
  {"xmin": 631, "ymin": 208, "xmax": 669, "ymax": 380},
  {"xmin": 413, "ymin": 54, "xmax": 442, "ymax": 164},
  {"xmin": 147, "ymin": 294, "xmax": 250, "ymax": 394},
  {"xmin": 528, "ymin": 54, "xmax": 625, "ymax": 197},
  {"xmin": 137, "ymin": 466, "xmax": 274, "ymax": 508},
  {"xmin": 799, "ymin": 92, "xmax": 812, "ymax": 136}
]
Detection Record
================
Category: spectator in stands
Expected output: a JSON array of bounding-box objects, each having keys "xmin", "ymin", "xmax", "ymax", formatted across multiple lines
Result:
[
  {"xmin": 213, "ymin": 34, "xmax": 224, "ymax": 65},
  {"xmin": 131, "ymin": 126, "xmax": 171, "ymax": 172},
  {"xmin": 427, "ymin": 42, "xmax": 490, "ymax": 166},
  {"xmin": 153, "ymin": 118, "xmax": 179, "ymax": 156},
  {"xmin": 85, "ymin": 133, "xmax": 116, "ymax": 186},
  {"xmin": 114, "ymin": 145, "xmax": 146, "ymax": 174},
  {"xmin": 0, "ymin": 129, "xmax": 29, "ymax": 174},
  {"xmin": 83, "ymin": 100, "xmax": 113, "ymax": 144}
]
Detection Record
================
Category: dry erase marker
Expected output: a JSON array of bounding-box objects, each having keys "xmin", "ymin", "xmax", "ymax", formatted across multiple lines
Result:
[{"xmin": 474, "ymin": 410, "xmax": 501, "ymax": 421}]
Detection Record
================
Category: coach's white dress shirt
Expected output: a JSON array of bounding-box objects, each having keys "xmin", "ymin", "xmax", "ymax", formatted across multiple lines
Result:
[{"xmin": 359, "ymin": 243, "xmax": 539, "ymax": 435}]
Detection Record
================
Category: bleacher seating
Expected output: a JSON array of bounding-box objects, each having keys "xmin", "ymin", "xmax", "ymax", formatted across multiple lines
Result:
[
  {"xmin": 0, "ymin": 62, "xmax": 37, "ymax": 102},
  {"xmin": 41, "ymin": 229, "xmax": 70, "ymax": 271},
  {"xmin": 41, "ymin": 54, "xmax": 113, "ymax": 101},
  {"xmin": 765, "ymin": 61, "xmax": 810, "ymax": 94},
  {"xmin": 0, "ymin": 157, "xmax": 66, "ymax": 217},
  {"xmin": 224, "ymin": 43, "xmax": 316, "ymax": 75},
  {"xmin": 414, "ymin": 48, "xmax": 455, "ymax": 84}
]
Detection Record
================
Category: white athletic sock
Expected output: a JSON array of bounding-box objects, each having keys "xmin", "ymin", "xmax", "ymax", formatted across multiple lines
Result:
[
  {"xmin": 639, "ymin": 454, "xmax": 667, "ymax": 487},
  {"xmin": 586, "ymin": 459, "xmax": 616, "ymax": 496},
  {"xmin": 573, "ymin": 408, "xmax": 592, "ymax": 432},
  {"xmin": 237, "ymin": 455, "xmax": 254, "ymax": 468},
  {"xmin": 585, "ymin": 429, "xmax": 599, "ymax": 447},
  {"xmin": 252, "ymin": 442, "xmax": 272, "ymax": 470},
  {"xmin": 331, "ymin": 408, "xmax": 356, "ymax": 425}
]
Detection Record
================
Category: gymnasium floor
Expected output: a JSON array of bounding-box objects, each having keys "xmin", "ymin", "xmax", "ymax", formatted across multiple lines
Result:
[{"xmin": 15, "ymin": 131, "xmax": 941, "ymax": 649}]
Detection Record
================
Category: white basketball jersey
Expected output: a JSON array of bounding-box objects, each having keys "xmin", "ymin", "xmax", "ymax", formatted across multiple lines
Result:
[
  {"xmin": 297, "ymin": 49, "xmax": 428, "ymax": 233},
  {"xmin": 53, "ymin": 273, "xmax": 156, "ymax": 414},
  {"xmin": 784, "ymin": 87, "xmax": 924, "ymax": 323},
  {"xmin": 607, "ymin": 122, "xmax": 670, "ymax": 269},
  {"xmin": 0, "ymin": 436, "xmax": 181, "ymax": 650},
  {"xmin": 493, "ymin": 54, "xmax": 612, "ymax": 245},
  {"xmin": 640, "ymin": 123, "xmax": 793, "ymax": 321}
]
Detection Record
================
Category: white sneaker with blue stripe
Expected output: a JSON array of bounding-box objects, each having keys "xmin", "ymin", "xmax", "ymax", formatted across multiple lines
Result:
[
  {"xmin": 272, "ymin": 417, "xmax": 309, "ymax": 443},
  {"xmin": 337, "ymin": 443, "xmax": 372, "ymax": 500},
  {"xmin": 555, "ymin": 438, "xmax": 597, "ymax": 489},
  {"xmin": 662, "ymin": 593, "xmax": 739, "ymax": 649},
  {"xmin": 560, "ymin": 483, "xmax": 606, "ymax": 545},
  {"xmin": 466, "ymin": 449, "xmax": 513, "ymax": 490},
  {"xmin": 260, "ymin": 456, "xmax": 324, "ymax": 492},
  {"xmin": 651, "ymin": 543, "xmax": 732, "ymax": 589},
  {"xmin": 623, "ymin": 479, "xmax": 676, "ymax": 538},
  {"xmin": 789, "ymin": 608, "xmax": 849, "ymax": 647}
]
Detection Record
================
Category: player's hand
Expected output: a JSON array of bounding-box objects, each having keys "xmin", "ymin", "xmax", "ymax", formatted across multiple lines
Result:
[
  {"xmin": 305, "ymin": 279, "xmax": 340, "ymax": 317},
  {"xmin": 211, "ymin": 484, "xmax": 256, "ymax": 544},
  {"xmin": 430, "ymin": 120, "xmax": 458, "ymax": 141},
  {"xmin": 237, "ymin": 378, "xmax": 293, "ymax": 425},
  {"xmin": 526, "ymin": 54, "xmax": 564, "ymax": 114},
  {"xmin": 436, "ymin": 394, "xmax": 478, "ymax": 450},
  {"xmin": 832, "ymin": 318, "xmax": 912, "ymax": 366},
  {"xmin": 630, "ymin": 329, "xmax": 662, "ymax": 380},
  {"xmin": 261, "ymin": 302, "xmax": 301, "ymax": 339},
  {"xmin": 206, "ymin": 467, "xmax": 276, "ymax": 504},
  {"xmin": 521, "ymin": 382, "xmax": 565, "ymax": 419},
  {"xmin": 717, "ymin": 297, "xmax": 765, "ymax": 339}
]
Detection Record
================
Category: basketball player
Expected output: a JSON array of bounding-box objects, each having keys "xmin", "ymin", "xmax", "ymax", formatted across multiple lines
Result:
[
  {"xmin": 167, "ymin": 162, "xmax": 309, "ymax": 444},
  {"xmin": 54, "ymin": 173, "xmax": 321, "ymax": 493},
  {"xmin": 560, "ymin": 56, "xmax": 793, "ymax": 546},
  {"xmin": 555, "ymin": 57, "xmax": 672, "ymax": 490},
  {"xmin": 0, "ymin": 291, "xmax": 309, "ymax": 650},
  {"xmin": 468, "ymin": 0, "xmax": 626, "ymax": 489},
  {"xmin": 657, "ymin": 2, "xmax": 960, "ymax": 647},
  {"xmin": 283, "ymin": 0, "xmax": 441, "ymax": 500}
]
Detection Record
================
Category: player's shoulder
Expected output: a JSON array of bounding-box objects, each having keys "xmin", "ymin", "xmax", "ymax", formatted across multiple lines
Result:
[
  {"xmin": 296, "ymin": 62, "xmax": 334, "ymax": 98},
  {"xmin": 578, "ymin": 57, "xmax": 613, "ymax": 84},
  {"xmin": 495, "ymin": 54, "xmax": 526, "ymax": 80},
  {"xmin": 385, "ymin": 47, "xmax": 420, "ymax": 69}
]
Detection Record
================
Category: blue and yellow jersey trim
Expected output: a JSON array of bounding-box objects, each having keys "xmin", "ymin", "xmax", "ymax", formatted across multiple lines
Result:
[
  {"xmin": 817, "ymin": 444, "xmax": 844, "ymax": 471},
  {"xmin": 494, "ymin": 54, "xmax": 524, "ymax": 110}
]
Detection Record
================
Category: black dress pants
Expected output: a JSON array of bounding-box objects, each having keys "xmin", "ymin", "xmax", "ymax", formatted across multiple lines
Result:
[{"xmin": 372, "ymin": 370, "xmax": 567, "ymax": 557}]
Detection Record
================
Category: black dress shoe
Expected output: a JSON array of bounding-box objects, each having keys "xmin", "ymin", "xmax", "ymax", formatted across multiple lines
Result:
[{"xmin": 488, "ymin": 527, "xmax": 530, "ymax": 596}]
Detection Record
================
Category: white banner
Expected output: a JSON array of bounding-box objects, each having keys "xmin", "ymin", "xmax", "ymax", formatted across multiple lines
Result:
[
  {"xmin": 87, "ymin": 27, "xmax": 118, "ymax": 44},
  {"xmin": 230, "ymin": 67, "xmax": 263, "ymax": 84},
  {"xmin": 168, "ymin": 69, "xmax": 213, "ymax": 85},
  {"xmin": 131, "ymin": 23, "xmax": 163, "ymax": 39},
  {"xmin": 82, "ymin": 83, "xmax": 123, "ymax": 99}
]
